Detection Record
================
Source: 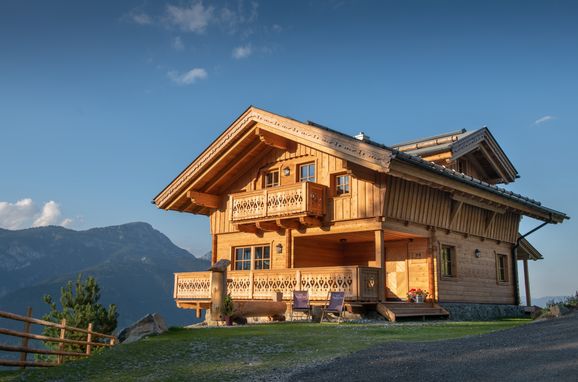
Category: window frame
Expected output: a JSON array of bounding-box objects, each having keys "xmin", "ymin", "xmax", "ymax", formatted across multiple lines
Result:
[
  {"xmin": 298, "ymin": 162, "xmax": 316, "ymax": 183},
  {"xmin": 496, "ymin": 253, "xmax": 509, "ymax": 283},
  {"xmin": 264, "ymin": 169, "xmax": 280, "ymax": 188},
  {"xmin": 440, "ymin": 244, "xmax": 457, "ymax": 278},
  {"xmin": 232, "ymin": 245, "xmax": 272, "ymax": 271},
  {"xmin": 332, "ymin": 173, "xmax": 351, "ymax": 196}
]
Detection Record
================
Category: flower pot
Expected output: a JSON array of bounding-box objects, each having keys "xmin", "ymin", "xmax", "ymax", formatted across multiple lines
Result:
[{"xmin": 414, "ymin": 295, "xmax": 425, "ymax": 304}]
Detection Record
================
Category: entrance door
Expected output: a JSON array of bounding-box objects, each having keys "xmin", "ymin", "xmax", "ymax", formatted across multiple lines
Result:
[{"xmin": 385, "ymin": 242, "xmax": 408, "ymax": 300}]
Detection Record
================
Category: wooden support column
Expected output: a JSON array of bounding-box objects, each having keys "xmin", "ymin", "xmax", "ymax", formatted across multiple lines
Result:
[
  {"xmin": 430, "ymin": 230, "xmax": 439, "ymax": 302},
  {"xmin": 285, "ymin": 229, "xmax": 292, "ymax": 268},
  {"xmin": 375, "ymin": 229, "xmax": 385, "ymax": 301},
  {"xmin": 523, "ymin": 259, "xmax": 532, "ymax": 306},
  {"xmin": 211, "ymin": 235, "xmax": 218, "ymax": 265}
]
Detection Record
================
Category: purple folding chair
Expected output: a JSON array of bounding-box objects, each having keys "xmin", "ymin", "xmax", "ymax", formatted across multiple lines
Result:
[
  {"xmin": 321, "ymin": 291, "xmax": 346, "ymax": 323},
  {"xmin": 291, "ymin": 290, "xmax": 311, "ymax": 321}
]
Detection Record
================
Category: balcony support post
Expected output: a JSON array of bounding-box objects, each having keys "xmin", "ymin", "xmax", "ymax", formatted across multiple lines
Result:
[{"xmin": 375, "ymin": 229, "xmax": 385, "ymax": 301}]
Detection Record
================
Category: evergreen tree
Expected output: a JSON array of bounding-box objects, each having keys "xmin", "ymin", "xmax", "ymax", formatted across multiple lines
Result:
[{"xmin": 42, "ymin": 274, "xmax": 118, "ymax": 355}]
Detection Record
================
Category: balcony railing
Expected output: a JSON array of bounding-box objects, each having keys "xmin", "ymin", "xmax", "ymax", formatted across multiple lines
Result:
[
  {"xmin": 174, "ymin": 266, "xmax": 380, "ymax": 302},
  {"xmin": 230, "ymin": 182, "xmax": 326, "ymax": 222}
]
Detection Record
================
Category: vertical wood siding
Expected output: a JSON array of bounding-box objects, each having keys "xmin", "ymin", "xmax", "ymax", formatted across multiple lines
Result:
[
  {"xmin": 384, "ymin": 176, "xmax": 519, "ymax": 243},
  {"xmin": 210, "ymin": 142, "xmax": 387, "ymax": 234}
]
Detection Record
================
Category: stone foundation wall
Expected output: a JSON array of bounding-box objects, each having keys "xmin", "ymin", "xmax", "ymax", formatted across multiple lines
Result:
[{"xmin": 441, "ymin": 303, "xmax": 526, "ymax": 321}]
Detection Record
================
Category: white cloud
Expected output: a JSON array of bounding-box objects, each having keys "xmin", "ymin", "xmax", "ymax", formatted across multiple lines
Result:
[
  {"xmin": 0, "ymin": 199, "xmax": 73, "ymax": 230},
  {"xmin": 172, "ymin": 36, "xmax": 185, "ymax": 50},
  {"xmin": 167, "ymin": 68, "xmax": 208, "ymax": 85},
  {"xmin": 128, "ymin": 10, "xmax": 153, "ymax": 25},
  {"xmin": 32, "ymin": 201, "xmax": 62, "ymax": 227},
  {"xmin": 232, "ymin": 44, "xmax": 252, "ymax": 59},
  {"xmin": 164, "ymin": 1, "xmax": 258, "ymax": 34},
  {"xmin": 166, "ymin": 2, "xmax": 214, "ymax": 33},
  {"xmin": 534, "ymin": 115, "xmax": 556, "ymax": 125}
]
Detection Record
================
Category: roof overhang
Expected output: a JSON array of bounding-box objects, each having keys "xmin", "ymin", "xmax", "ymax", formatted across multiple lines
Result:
[
  {"xmin": 517, "ymin": 237, "xmax": 543, "ymax": 261},
  {"xmin": 153, "ymin": 106, "xmax": 393, "ymax": 213},
  {"xmin": 389, "ymin": 152, "xmax": 568, "ymax": 224}
]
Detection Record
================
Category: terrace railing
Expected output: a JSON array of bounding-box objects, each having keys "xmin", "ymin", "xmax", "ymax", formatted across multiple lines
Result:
[{"xmin": 174, "ymin": 266, "xmax": 380, "ymax": 302}]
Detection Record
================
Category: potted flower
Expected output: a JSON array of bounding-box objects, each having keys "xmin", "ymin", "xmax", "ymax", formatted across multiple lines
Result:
[
  {"xmin": 221, "ymin": 293, "xmax": 234, "ymax": 325},
  {"xmin": 407, "ymin": 288, "xmax": 429, "ymax": 303}
]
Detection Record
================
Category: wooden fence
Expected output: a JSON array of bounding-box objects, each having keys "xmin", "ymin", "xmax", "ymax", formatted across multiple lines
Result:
[{"xmin": 0, "ymin": 308, "xmax": 117, "ymax": 368}]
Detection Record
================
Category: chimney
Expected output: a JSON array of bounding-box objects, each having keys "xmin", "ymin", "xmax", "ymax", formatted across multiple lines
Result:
[{"xmin": 355, "ymin": 132, "xmax": 370, "ymax": 142}]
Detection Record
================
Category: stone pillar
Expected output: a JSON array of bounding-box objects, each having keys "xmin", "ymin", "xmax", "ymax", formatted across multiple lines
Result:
[
  {"xmin": 209, "ymin": 259, "xmax": 230, "ymax": 321},
  {"xmin": 523, "ymin": 259, "xmax": 532, "ymax": 306}
]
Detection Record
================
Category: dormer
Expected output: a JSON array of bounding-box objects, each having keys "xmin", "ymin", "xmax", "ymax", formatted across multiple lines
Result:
[{"xmin": 392, "ymin": 127, "xmax": 518, "ymax": 185}]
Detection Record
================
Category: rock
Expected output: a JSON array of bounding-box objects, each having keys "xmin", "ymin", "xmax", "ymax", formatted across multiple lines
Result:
[
  {"xmin": 549, "ymin": 303, "xmax": 570, "ymax": 317},
  {"xmin": 118, "ymin": 313, "xmax": 168, "ymax": 344}
]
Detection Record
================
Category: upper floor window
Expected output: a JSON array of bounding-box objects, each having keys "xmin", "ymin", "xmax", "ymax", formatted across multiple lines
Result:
[
  {"xmin": 299, "ymin": 163, "xmax": 316, "ymax": 182},
  {"xmin": 335, "ymin": 174, "xmax": 350, "ymax": 195},
  {"xmin": 441, "ymin": 245, "xmax": 456, "ymax": 277},
  {"xmin": 496, "ymin": 254, "xmax": 509, "ymax": 282},
  {"xmin": 233, "ymin": 245, "xmax": 271, "ymax": 271},
  {"xmin": 264, "ymin": 170, "xmax": 279, "ymax": 188}
]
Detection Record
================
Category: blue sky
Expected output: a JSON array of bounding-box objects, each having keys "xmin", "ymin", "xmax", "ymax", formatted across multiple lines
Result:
[{"xmin": 1, "ymin": 0, "xmax": 576, "ymax": 297}]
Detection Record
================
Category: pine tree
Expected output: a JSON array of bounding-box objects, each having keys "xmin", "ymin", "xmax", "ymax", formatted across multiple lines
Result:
[{"xmin": 42, "ymin": 274, "xmax": 118, "ymax": 355}]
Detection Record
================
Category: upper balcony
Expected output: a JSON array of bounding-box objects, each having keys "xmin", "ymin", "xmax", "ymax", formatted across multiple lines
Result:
[{"xmin": 230, "ymin": 182, "xmax": 327, "ymax": 229}]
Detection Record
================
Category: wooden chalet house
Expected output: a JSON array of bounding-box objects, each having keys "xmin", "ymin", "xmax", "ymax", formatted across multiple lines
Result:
[{"xmin": 154, "ymin": 106, "xmax": 568, "ymax": 318}]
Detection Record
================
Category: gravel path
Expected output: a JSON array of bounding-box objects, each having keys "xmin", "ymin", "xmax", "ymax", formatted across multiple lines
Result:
[{"xmin": 290, "ymin": 312, "xmax": 578, "ymax": 381}]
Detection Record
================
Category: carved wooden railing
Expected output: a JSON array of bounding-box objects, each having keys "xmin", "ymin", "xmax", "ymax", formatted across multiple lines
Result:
[
  {"xmin": 230, "ymin": 182, "xmax": 326, "ymax": 222},
  {"xmin": 174, "ymin": 266, "xmax": 380, "ymax": 302}
]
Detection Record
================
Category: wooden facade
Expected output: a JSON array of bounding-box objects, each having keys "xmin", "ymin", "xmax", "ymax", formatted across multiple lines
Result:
[{"xmin": 155, "ymin": 106, "xmax": 568, "ymax": 311}]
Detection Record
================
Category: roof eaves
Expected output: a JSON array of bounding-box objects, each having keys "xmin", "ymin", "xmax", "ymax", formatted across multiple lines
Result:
[{"xmin": 391, "ymin": 150, "xmax": 569, "ymax": 222}]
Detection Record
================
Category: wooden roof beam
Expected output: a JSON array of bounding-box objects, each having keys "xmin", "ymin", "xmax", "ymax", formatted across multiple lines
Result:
[
  {"xmin": 187, "ymin": 191, "xmax": 221, "ymax": 209},
  {"xmin": 452, "ymin": 193, "xmax": 505, "ymax": 214},
  {"xmin": 255, "ymin": 126, "xmax": 293, "ymax": 150}
]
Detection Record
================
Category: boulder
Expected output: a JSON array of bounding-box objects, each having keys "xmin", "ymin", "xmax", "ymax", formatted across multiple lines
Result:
[
  {"xmin": 118, "ymin": 313, "xmax": 168, "ymax": 344},
  {"xmin": 549, "ymin": 303, "xmax": 570, "ymax": 318}
]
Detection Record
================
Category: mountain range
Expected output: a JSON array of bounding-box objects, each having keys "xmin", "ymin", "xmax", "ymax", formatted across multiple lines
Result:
[{"xmin": 0, "ymin": 222, "xmax": 210, "ymax": 329}]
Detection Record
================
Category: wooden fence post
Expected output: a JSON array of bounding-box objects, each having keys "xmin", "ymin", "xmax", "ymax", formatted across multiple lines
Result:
[
  {"xmin": 18, "ymin": 307, "xmax": 33, "ymax": 369},
  {"xmin": 57, "ymin": 319, "xmax": 66, "ymax": 365},
  {"xmin": 85, "ymin": 323, "xmax": 93, "ymax": 356}
]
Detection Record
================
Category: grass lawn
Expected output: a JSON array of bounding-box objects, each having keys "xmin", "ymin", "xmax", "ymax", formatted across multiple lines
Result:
[{"xmin": 0, "ymin": 319, "xmax": 529, "ymax": 382}]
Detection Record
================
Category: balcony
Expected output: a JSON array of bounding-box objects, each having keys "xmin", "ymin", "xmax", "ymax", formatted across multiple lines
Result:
[
  {"xmin": 230, "ymin": 182, "xmax": 326, "ymax": 224},
  {"xmin": 174, "ymin": 266, "xmax": 381, "ymax": 302}
]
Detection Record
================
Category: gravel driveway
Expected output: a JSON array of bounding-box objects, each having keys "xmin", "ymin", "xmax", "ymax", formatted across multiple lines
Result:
[{"xmin": 291, "ymin": 312, "xmax": 578, "ymax": 381}]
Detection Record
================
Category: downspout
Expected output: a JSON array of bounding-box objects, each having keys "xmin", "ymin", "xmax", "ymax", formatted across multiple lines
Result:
[{"xmin": 512, "ymin": 218, "xmax": 551, "ymax": 306}]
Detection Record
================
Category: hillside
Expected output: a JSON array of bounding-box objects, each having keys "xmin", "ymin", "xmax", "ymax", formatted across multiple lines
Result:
[{"xmin": 0, "ymin": 223, "xmax": 210, "ymax": 328}]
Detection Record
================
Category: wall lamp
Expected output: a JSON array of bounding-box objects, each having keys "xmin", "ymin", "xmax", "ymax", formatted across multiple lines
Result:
[
  {"xmin": 276, "ymin": 243, "xmax": 283, "ymax": 254},
  {"xmin": 283, "ymin": 167, "xmax": 291, "ymax": 176},
  {"xmin": 474, "ymin": 249, "xmax": 481, "ymax": 258}
]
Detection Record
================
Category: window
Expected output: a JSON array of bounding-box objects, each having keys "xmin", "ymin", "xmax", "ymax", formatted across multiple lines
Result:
[
  {"xmin": 496, "ymin": 254, "xmax": 509, "ymax": 282},
  {"xmin": 234, "ymin": 247, "xmax": 252, "ymax": 270},
  {"xmin": 335, "ymin": 174, "xmax": 350, "ymax": 195},
  {"xmin": 441, "ymin": 245, "xmax": 456, "ymax": 277},
  {"xmin": 299, "ymin": 163, "xmax": 316, "ymax": 182},
  {"xmin": 264, "ymin": 170, "xmax": 279, "ymax": 188},
  {"xmin": 233, "ymin": 245, "xmax": 271, "ymax": 271},
  {"xmin": 253, "ymin": 246, "xmax": 271, "ymax": 270}
]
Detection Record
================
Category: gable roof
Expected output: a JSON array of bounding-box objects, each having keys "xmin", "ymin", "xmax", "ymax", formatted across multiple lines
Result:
[
  {"xmin": 153, "ymin": 106, "xmax": 392, "ymax": 213},
  {"xmin": 153, "ymin": 106, "xmax": 568, "ymax": 223},
  {"xmin": 392, "ymin": 127, "xmax": 519, "ymax": 184}
]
